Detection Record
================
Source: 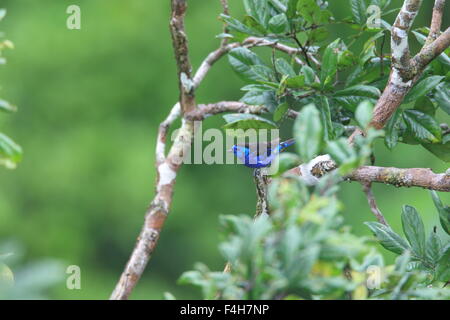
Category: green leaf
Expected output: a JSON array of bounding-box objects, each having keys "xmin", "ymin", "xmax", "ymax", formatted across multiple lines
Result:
[
  {"xmin": 422, "ymin": 135, "xmax": 450, "ymax": 162},
  {"xmin": 403, "ymin": 76, "xmax": 445, "ymax": 104},
  {"xmin": 434, "ymin": 82, "xmax": 450, "ymax": 115},
  {"xmin": 220, "ymin": 14, "xmax": 261, "ymax": 37},
  {"xmin": 365, "ymin": 222, "xmax": 410, "ymax": 255},
  {"xmin": 0, "ymin": 99, "xmax": 17, "ymax": 113},
  {"xmin": 286, "ymin": 0, "xmax": 299, "ymax": 19},
  {"xmin": 273, "ymin": 102, "xmax": 289, "ymax": 122},
  {"xmin": 223, "ymin": 114, "xmax": 278, "ymax": 135},
  {"xmin": 244, "ymin": 0, "xmax": 269, "ymax": 28},
  {"xmin": 350, "ymin": 0, "xmax": 367, "ymax": 24},
  {"xmin": 272, "ymin": 152, "xmax": 302, "ymax": 176},
  {"xmin": 401, "ymin": 205, "xmax": 426, "ymax": 258},
  {"xmin": 355, "ymin": 100, "xmax": 374, "ymax": 129},
  {"xmin": 228, "ymin": 47, "xmax": 265, "ymax": 82},
  {"xmin": 285, "ymin": 75, "xmax": 306, "ymax": 88},
  {"xmin": 334, "ymin": 85, "xmax": 381, "ymax": 99},
  {"xmin": 436, "ymin": 245, "xmax": 450, "ymax": 282},
  {"xmin": 333, "ymin": 85, "xmax": 380, "ymax": 112},
  {"xmin": 430, "ymin": 191, "xmax": 450, "ymax": 236},
  {"xmin": 297, "ymin": 0, "xmax": 321, "ymax": 24},
  {"xmin": 294, "ymin": 104, "xmax": 323, "ymax": 162},
  {"xmin": 320, "ymin": 39, "xmax": 340, "ymax": 87},
  {"xmin": 317, "ymin": 96, "xmax": 334, "ymax": 140},
  {"xmin": 384, "ymin": 109, "xmax": 402, "ymax": 150},
  {"xmin": 275, "ymin": 58, "xmax": 296, "ymax": 77},
  {"xmin": 0, "ymin": 133, "xmax": 22, "ymax": 169},
  {"xmin": 425, "ymin": 231, "xmax": 442, "ymax": 264},
  {"xmin": 268, "ymin": 14, "xmax": 288, "ymax": 33},
  {"xmin": 402, "ymin": 110, "xmax": 442, "ymax": 144},
  {"xmin": 300, "ymin": 65, "xmax": 317, "ymax": 85}
]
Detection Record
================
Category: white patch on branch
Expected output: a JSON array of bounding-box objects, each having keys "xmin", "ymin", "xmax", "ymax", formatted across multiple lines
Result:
[
  {"xmin": 300, "ymin": 154, "xmax": 332, "ymax": 186},
  {"xmin": 391, "ymin": 69, "xmax": 412, "ymax": 89},
  {"xmin": 158, "ymin": 162, "xmax": 176, "ymax": 187}
]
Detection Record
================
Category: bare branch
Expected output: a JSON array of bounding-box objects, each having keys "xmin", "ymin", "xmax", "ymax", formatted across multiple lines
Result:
[
  {"xmin": 426, "ymin": 0, "xmax": 446, "ymax": 44},
  {"xmin": 111, "ymin": 0, "xmax": 197, "ymax": 300},
  {"xmin": 170, "ymin": 0, "xmax": 196, "ymax": 114},
  {"xmin": 254, "ymin": 169, "xmax": 270, "ymax": 218},
  {"xmin": 413, "ymin": 27, "xmax": 450, "ymax": 71},
  {"xmin": 219, "ymin": 0, "xmax": 230, "ymax": 47},
  {"xmin": 362, "ymin": 183, "xmax": 390, "ymax": 227}
]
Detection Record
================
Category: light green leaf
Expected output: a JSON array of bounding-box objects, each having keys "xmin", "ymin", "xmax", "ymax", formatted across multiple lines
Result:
[
  {"xmin": 244, "ymin": 0, "xmax": 269, "ymax": 28},
  {"xmin": 355, "ymin": 100, "xmax": 374, "ymax": 129},
  {"xmin": 294, "ymin": 104, "xmax": 323, "ymax": 162},
  {"xmin": 223, "ymin": 114, "xmax": 277, "ymax": 134},
  {"xmin": 320, "ymin": 39, "xmax": 340, "ymax": 87},
  {"xmin": 273, "ymin": 102, "xmax": 289, "ymax": 122},
  {"xmin": 0, "ymin": 99, "xmax": 17, "ymax": 113},
  {"xmin": 401, "ymin": 205, "xmax": 426, "ymax": 258},
  {"xmin": 269, "ymin": 14, "xmax": 288, "ymax": 33},
  {"xmin": 0, "ymin": 133, "xmax": 22, "ymax": 169}
]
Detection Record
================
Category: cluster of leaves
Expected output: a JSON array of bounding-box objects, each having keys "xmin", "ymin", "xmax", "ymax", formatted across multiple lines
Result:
[
  {"xmin": 366, "ymin": 191, "xmax": 450, "ymax": 285},
  {"xmin": 0, "ymin": 9, "xmax": 21, "ymax": 169},
  {"xmin": 220, "ymin": 0, "xmax": 449, "ymax": 163},
  {"xmin": 0, "ymin": 241, "xmax": 65, "ymax": 299},
  {"xmin": 178, "ymin": 174, "xmax": 449, "ymax": 299}
]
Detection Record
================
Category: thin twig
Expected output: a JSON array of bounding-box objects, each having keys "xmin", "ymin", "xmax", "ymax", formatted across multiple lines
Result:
[{"xmin": 362, "ymin": 183, "xmax": 390, "ymax": 227}]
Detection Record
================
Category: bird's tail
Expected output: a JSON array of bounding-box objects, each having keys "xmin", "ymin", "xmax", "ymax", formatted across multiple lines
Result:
[{"xmin": 279, "ymin": 138, "xmax": 295, "ymax": 150}]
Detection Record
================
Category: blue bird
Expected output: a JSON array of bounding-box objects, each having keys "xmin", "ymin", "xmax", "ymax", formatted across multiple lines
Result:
[{"xmin": 230, "ymin": 138, "xmax": 295, "ymax": 168}]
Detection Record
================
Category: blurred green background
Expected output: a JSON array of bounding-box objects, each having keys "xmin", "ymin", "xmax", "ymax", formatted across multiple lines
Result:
[{"xmin": 0, "ymin": 0, "xmax": 448, "ymax": 299}]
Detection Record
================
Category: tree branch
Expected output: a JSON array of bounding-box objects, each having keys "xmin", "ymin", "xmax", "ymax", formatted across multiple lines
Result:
[
  {"xmin": 362, "ymin": 183, "xmax": 390, "ymax": 227},
  {"xmin": 426, "ymin": 0, "xmax": 446, "ymax": 44},
  {"xmin": 111, "ymin": 0, "xmax": 197, "ymax": 300}
]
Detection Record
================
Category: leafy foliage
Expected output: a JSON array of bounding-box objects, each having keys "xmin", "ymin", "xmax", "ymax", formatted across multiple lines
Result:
[{"xmin": 0, "ymin": 9, "xmax": 21, "ymax": 169}]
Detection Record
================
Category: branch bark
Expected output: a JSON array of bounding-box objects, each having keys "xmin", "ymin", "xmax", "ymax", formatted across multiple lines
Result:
[
  {"xmin": 369, "ymin": 0, "xmax": 450, "ymax": 130},
  {"xmin": 111, "ymin": 0, "xmax": 196, "ymax": 300},
  {"xmin": 362, "ymin": 183, "xmax": 390, "ymax": 227}
]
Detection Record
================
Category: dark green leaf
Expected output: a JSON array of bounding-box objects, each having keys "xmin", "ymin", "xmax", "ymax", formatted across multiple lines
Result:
[
  {"xmin": 350, "ymin": 0, "xmax": 367, "ymax": 24},
  {"xmin": 228, "ymin": 47, "xmax": 265, "ymax": 82},
  {"xmin": 294, "ymin": 104, "xmax": 323, "ymax": 162},
  {"xmin": 220, "ymin": 14, "xmax": 261, "ymax": 37},
  {"xmin": 300, "ymin": 65, "xmax": 317, "ymax": 85},
  {"xmin": 436, "ymin": 245, "xmax": 450, "ymax": 282},
  {"xmin": 434, "ymin": 82, "xmax": 450, "ymax": 115},
  {"xmin": 402, "ymin": 110, "xmax": 442, "ymax": 144},
  {"xmin": 425, "ymin": 231, "xmax": 442, "ymax": 264},
  {"xmin": 384, "ymin": 109, "xmax": 402, "ymax": 150},
  {"xmin": 285, "ymin": 75, "xmax": 306, "ymax": 88},
  {"xmin": 317, "ymin": 96, "xmax": 334, "ymax": 140},
  {"xmin": 422, "ymin": 135, "xmax": 450, "ymax": 162},
  {"xmin": 401, "ymin": 205, "xmax": 426, "ymax": 258},
  {"xmin": 430, "ymin": 191, "xmax": 450, "ymax": 235},
  {"xmin": 275, "ymin": 58, "xmax": 296, "ymax": 77},
  {"xmin": 403, "ymin": 76, "xmax": 444, "ymax": 104},
  {"xmin": 365, "ymin": 222, "xmax": 410, "ymax": 255}
]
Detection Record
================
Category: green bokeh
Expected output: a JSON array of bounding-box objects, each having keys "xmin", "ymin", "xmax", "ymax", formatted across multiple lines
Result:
[{"xmin": 0, "ymin": 0, "xmax": 448, "ymax": 299}]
